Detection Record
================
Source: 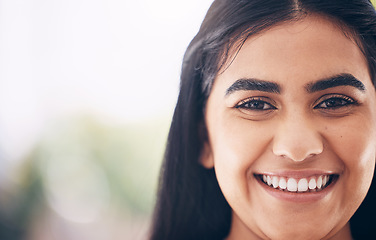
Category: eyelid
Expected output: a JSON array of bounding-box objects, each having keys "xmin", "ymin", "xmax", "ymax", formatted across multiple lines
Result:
[
  {"xmin": 233, "ymin": 96, "xmax": 278, "ymax": 120},
  {"xmin": 235, "ymin": 96, "xmax": 277, "ymax": 108},
  {"xmin": 313, "ymin": 93, "xmax": 358, "ymax": 110}
]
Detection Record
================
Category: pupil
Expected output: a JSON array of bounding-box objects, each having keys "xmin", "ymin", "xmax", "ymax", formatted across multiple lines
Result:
[
  {"xmin": 327, "ymin": 99, "xmax": 343, "ymax": 107},
  {"xmin": 252, "ymin": 102, "xmax": 263, "ymax": 109}
]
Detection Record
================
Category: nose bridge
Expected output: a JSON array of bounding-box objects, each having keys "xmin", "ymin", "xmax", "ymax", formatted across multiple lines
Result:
[{"xmin": 272, "ymin": 110, "xmax": 323, "ymax": 162}]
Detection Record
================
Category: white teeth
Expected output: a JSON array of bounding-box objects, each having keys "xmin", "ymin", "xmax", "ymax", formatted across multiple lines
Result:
[
  {"xmin": 323, "ymin": 175, "xmax": 328, "ymax": 186},
  {"xmin": 272, "ymin": 176, "xmax": 279, "ymax": 188},
  {"xmin": 260, "ymin": 174, "xmax": 332, "ymax": 192},
  {"xmin": 317, "ymin": 176, "xmax": 323, "ymax": 189},
  {"xmin": 309, "ymin": 178, "xmax": 316, "ymax": 190},
  {"xmin": 279, "ymin": 177, "xmax": 287, "ymax": 189},
  {"xmin": 287, "ymin": 178, "xmax": 298, "ymax": 192},
  {"xmin": 298, "ymin": 178, "xmax": 308, "ymax": 192},
  {"xmin": 267, "ymin": 176, "xmax": 272, "ymax": 186}
]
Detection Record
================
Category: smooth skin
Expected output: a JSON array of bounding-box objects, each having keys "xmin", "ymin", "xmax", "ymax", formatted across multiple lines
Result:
[{"xmin": 201, "ymin": 15, "xmax": 376, "ymax": 240}]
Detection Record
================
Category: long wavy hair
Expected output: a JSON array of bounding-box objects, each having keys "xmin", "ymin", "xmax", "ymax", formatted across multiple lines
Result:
[{"xmin": 150, "ymin": 1, "xmax": 376, "ymax": 239}]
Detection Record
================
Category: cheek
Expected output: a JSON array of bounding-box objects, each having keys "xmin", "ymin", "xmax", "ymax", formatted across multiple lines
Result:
[
  {"xmin": 209, "ymin": 116, "xmax": 273, "ymax": 194},
  {"xmin": 210, "ymin": 116, "xmax": 272, "ymax": 167},
  {"xmin": 330, "ymin": 116, "xmax": 376, "ymax": 170},
  {"xmin": 326, "ymin": 116, "xmax": 376, "ymax": 206}
]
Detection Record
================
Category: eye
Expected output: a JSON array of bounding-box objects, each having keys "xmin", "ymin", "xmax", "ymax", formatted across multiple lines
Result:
[
  {"xmin": 236, "ymin": 97, "xmax": 277, "ymax": 111},
  {"xmin": 314, "ymin": 95, "xmax": 357, "ymax": 110}
]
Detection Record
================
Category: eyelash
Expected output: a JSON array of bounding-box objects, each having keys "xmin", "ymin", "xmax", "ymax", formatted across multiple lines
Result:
[
  {"xmin": 235, "ymin": 95, "xmax": 358, "ymax": 111},
  {"xmin": 313, "ymin": 94, "xmax": 357, "ymax": 109},
  {"xmin": 236, "ymin": 97, "xmax": 276, "ymax": 111}
]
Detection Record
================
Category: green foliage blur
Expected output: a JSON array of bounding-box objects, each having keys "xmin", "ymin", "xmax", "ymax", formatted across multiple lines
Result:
[
  {"xmin": 35, "ymin": 116, "xmax": 168, "ymax": 213},
  {"xmin": 0, "ymin": 114, "xmax": 170, "ymax": 239}
]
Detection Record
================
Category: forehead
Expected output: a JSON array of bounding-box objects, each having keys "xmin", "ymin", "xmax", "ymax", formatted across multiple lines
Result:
[{"xmin": 216, "ymin": 15, "xmax": 370, "ymax": 89}]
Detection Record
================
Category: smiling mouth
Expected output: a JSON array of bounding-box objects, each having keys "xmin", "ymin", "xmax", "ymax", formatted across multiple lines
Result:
[{"xmin": 255, "ymin": 174, "xmax": 339, "ymax": 193}]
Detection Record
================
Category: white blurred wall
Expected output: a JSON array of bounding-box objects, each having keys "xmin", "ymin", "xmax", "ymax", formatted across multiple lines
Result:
[{"xmin": 0, "ymin": 0, "xmax": 213, "ymax": 164}]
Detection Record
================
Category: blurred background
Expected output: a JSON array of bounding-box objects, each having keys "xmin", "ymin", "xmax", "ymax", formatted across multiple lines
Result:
[{"xmin": 0, "ymin": 0, "xmax": 213, "ymax": 239}]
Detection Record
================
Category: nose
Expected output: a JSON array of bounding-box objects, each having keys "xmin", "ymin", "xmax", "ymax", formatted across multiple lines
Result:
[{"xmin": 272, "ymin": 114, "xmax": 323, "ymax": 162}]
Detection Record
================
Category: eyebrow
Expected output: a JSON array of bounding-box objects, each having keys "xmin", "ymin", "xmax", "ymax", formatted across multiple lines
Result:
[
  {"xmin": 225, "ymin": 78, "xmax": 281, "ymax": 96},
  {"xmin": 225, "ymin": 73, "xmax": 366, "ymax": 96},
  {"xmin": 305, "ymin": 74, "xmax": 366, "ymax": 93}
]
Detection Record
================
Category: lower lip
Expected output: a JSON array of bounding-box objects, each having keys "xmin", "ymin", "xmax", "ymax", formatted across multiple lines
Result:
[{"xmin": 255, "ymin": 176, "xmax": 338, "ymax": 203}]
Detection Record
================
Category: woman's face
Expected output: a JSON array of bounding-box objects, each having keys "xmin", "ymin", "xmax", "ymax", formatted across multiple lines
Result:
[{"xmin": 202, "ymin": 16, "xmax": 376, "ymax": 240}]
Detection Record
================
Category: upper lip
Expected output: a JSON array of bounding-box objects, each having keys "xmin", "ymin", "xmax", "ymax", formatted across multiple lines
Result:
[{"xmin": 254, "ymin": 169, "xmax": 339, "ymax": 179}]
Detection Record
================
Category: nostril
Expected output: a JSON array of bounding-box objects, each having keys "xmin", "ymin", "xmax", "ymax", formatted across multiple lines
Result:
[
  {"xmin": 272, "ymin": 130, "xmax": 324, "ymax": 162},
  {"xmin": 293, "ymin": 153, "xmax": 318, "ymax": 162},
  {"xmin": 306, "ymin": 153, "xmax": 318, "ymax": 159},
  {"xmin": 274, "ymin": 149, "xmax": 321, "ymax": 162}
]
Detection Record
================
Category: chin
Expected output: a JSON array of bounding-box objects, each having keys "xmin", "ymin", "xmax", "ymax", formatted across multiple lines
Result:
[{"xmin": 257, "ymin": 215, "xmax": 348, "ymax": 240}]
